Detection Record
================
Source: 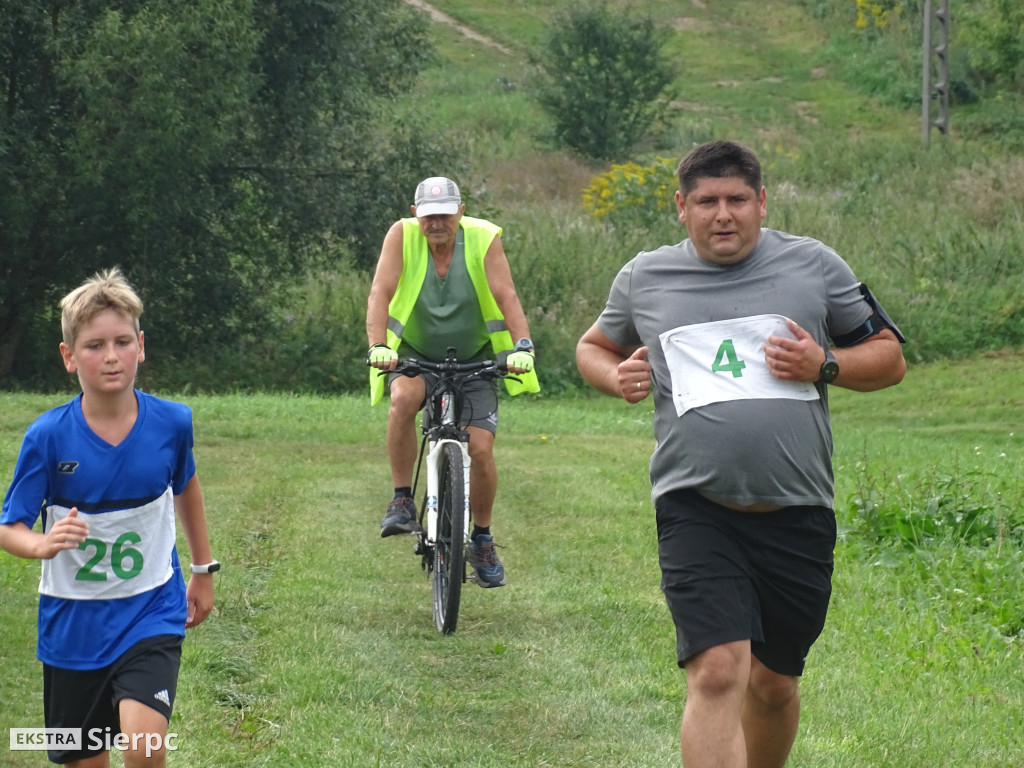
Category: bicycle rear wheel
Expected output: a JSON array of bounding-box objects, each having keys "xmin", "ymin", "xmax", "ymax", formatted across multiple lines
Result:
[{"xmin": 432, "ymin": 441, "xmax": 466, "ymax": 634}]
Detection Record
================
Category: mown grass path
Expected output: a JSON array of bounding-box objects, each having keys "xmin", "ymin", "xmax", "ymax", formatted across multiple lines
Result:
[{"xmin": 1, "ymin": 354, "xmax": 1022, "ymax": 765}]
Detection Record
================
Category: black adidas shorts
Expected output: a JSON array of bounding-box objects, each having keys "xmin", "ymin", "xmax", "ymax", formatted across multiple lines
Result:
[
  {"xmin": 655, "ymin": 489, "xmax": 836, "ymax": 676},
  {"xmin": 43, "ymin": 634, "xmax": 183, "ymax": 763}
]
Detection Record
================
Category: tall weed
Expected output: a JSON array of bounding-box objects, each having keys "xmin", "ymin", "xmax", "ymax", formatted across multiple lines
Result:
[{"xmin": 842, "ymin": 461, "xmax": 1021, "ymax": 548}]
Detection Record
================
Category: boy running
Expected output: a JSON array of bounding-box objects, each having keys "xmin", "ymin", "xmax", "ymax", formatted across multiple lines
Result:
[{"xmin": 0, "ymin": 267, "xmax": 217, "ymax": 767}]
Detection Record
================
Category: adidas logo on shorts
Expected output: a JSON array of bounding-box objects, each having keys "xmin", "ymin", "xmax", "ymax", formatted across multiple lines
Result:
[{"xmin": 154, "ymin": 689, "xmax": 171, "ymax": 707}]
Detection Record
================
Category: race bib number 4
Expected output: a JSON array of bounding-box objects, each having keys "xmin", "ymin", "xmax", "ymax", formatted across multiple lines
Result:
[{"xmin": 659, "ymin": 314, "xmax": 819, "ymax": 416}]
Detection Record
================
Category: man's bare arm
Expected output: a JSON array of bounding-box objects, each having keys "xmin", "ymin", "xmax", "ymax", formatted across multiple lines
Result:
[
  {"xmin": 576, "ymin": 323, "xmax": 650, "ymax": 403},
  {"xmin": 483, "ymin": 236, "xmax": 532, "ymax": 344},
  {"xmin": 366, "ymin": 221, "xmax": 405, "ymax": 347}
]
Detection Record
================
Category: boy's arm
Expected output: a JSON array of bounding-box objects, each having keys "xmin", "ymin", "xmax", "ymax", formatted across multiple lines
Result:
[
  {"xmin": 0, "ymin": 509, "xmax": 89, "ymax": 560},
  {"xmin": 174, "ymin": 474, "xmax": 215, "ymax": 628}
]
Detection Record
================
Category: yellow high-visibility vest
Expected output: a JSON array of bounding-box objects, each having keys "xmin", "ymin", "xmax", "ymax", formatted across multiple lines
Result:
[{"xmin": 369, "ymin": 216, "xmax": 540, "ymax": 405}]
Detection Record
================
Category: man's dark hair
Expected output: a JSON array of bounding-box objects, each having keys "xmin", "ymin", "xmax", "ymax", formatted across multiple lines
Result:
[{"xmin": 676, "ymin": 141, "xmax": 762, "ymax": 197}]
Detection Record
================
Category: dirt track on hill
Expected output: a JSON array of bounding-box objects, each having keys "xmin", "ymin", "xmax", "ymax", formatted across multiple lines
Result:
[{"xmin": 404, "ymin": 0, "xmax": 513, "ymax": 55}]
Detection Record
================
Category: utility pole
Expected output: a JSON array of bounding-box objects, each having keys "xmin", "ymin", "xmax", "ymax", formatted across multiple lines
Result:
[{"xmin": 921, "ymin": 0, "xmax": 950, "ymax": 147}]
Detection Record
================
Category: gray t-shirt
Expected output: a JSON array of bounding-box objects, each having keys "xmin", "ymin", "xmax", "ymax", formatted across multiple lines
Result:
[{"xmin": 597, "ymin": 228, "xmax": 871, "ymax": 508}]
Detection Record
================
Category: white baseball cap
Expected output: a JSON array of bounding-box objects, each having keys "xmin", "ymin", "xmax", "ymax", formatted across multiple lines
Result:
[{"xmin": 414, "ymin": 176, "xmax": 462, "ymax": 216}]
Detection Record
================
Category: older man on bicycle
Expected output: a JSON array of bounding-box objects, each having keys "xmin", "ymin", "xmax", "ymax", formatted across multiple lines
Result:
[{"xmin": 366, "ymin": 176, "xmax": 539, "ymax": 588}]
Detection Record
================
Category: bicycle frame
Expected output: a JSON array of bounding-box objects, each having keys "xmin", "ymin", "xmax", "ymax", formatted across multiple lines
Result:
[
  {"xmin": 406, "ymin": 352, "xmax": 504, "ymax": 538},
  {"xmin": 374, "ymin": 347, "xmax": 514, "ymax": 634},
  {"xmin": 422, "ymin": 418, "xmax": 471, "ymax": 546}
]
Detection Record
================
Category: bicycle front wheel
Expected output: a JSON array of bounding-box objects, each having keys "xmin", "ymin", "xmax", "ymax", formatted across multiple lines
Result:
[{"xmin": 432, "ymin": 441, "xmax": 467, "ymax": 634}]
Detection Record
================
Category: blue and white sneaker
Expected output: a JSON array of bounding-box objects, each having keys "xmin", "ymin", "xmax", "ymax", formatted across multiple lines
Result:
[
  {"xmin": 380, "ymin": 496, "xmax": 418, "ymax": 538},
  {"xmin": 466, "ymin": 534, "xmax": 506, "ymax": 588}
]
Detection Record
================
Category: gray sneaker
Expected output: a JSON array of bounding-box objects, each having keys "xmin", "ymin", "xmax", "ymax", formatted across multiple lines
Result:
[
  {"xmin": 466, "ymin": 534, "xmax": 506, "ymax": 588},
  {"xmin": 380, "ymin": 496, "xmax": 418, "ymax": 537}
]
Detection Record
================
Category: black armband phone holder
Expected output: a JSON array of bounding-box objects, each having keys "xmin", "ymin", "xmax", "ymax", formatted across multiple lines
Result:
[{"xmin": 831, "ymin": 283, "xmax": 906, "ymax": 347}]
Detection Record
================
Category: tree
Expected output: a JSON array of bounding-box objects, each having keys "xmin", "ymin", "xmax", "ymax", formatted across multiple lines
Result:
[
  {"xmin": 0, "ymin": 0, "xmax": 448, "ymax": 390},
  {"xmin": 958, "ymin": 0, "xmax": 1024, "ymax": 90},
  {"xmin": 531, "ymin": 2, "xmax": 676, "ymax": 162}
]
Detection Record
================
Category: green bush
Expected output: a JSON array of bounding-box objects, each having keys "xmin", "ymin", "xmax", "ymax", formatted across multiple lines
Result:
[
  {"xmin": 530, "ymin": 2, "xmax": 675, "ymax": 162},
  {"xmin": 958, "ymin": 93, "xmax": 1024, "ymax": 150},
  {"xmin": 839, "ymin": 428, "xmax": 1023, "ymax": 551},
  {"xmin": 958, "ymin": 0, "xmax": 1024, "ymax": 90},
  {"xmin": 139, "ymin": 252, "xmax": 371, "ymax": 395}
]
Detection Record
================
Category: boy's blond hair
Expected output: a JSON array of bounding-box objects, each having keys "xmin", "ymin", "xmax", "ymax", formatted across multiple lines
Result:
[{"xmin": 60, "ymin": 267, "xmax": 144, "ymax": 346}]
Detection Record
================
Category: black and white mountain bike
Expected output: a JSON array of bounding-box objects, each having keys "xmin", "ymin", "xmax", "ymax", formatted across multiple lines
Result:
[{"xmin": 382, "ymin": 348, "xmax": 515, "ymax": 634}]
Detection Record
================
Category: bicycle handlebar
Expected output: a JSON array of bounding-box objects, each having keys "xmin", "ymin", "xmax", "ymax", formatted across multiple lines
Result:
[
  {"xmin": 369, "ymin": 345, "xmax": 518, "ymax": 381},
  {"xmin": 390, "ymin": 357, "xmax": 507, "ymax": 379}
]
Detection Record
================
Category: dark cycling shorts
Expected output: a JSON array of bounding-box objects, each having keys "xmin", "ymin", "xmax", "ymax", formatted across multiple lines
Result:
[
  {"xmin": 43, "ymin": 634, "xmax": 183, "ymax": 763},
  {"xmin": 389, "ymin": 348, "xmax": 500, "ymax": 435},
  {"xmin": 655, "ymin": 489, "xmax": 836, "ymax": 676}
]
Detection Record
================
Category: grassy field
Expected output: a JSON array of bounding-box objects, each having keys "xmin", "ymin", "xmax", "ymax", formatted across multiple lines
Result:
[{"xmin": 1, "ymin": 352, "xmax": 1022, "ymax": 767}]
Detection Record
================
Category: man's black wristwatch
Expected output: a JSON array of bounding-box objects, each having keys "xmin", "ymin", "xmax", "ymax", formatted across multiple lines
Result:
[{"xmin": 817, "ymin": 349, "xmax": 839, "ymax": 384}]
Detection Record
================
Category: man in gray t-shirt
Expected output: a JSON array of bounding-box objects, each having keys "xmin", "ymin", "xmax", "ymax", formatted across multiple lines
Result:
[{"xmin": 576, "ymin": 141, "xmax": 905, "ymax": 768}]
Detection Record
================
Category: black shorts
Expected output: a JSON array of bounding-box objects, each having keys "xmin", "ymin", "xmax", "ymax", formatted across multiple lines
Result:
[
  {"xmin": 43, "ymin": 634, "xmax": 183, "ymax": 764},
  {"xmin": 655, "ymin": 489, "xmax": 836, "ymax": 676}
]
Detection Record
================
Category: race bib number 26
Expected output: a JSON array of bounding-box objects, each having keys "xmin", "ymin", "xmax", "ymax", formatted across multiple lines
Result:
[
  {"xmin": 40, "ymin": 489, "xmax": 176, "ymax": 600},
  {"xmin": 76, "ymin": 532, "xmax": 145, "ymax": 582}
]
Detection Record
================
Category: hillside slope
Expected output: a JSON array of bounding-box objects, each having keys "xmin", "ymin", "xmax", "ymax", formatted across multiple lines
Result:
[
  {"xmin": 390, "ymin": 0, "xmax": 1023, "ymax": 373},
  {"xmin": 401, "ymin": 0, "xmax": 922, "ymax": 205}
]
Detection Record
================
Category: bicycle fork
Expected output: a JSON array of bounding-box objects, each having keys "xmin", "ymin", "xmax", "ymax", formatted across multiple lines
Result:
[{"xmin": 424, "ymin": 438, "xmax": 472, "ymax": 545}]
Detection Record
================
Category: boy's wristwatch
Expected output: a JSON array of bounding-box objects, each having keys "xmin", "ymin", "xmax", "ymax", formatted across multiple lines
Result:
[
  {"xmin": 818, "ymin": 349, "xmax": 839, "ymax": 384},
  {"xmin": 190, "ymin": 560, "xmax": 221, "ymax": 574}
]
